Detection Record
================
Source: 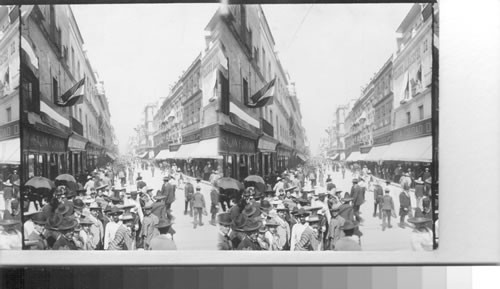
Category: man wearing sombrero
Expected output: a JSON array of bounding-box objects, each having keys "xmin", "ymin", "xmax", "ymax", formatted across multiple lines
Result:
[
  {"xmin": 216, "ymin": 213, "xmax": 233, "ymax": 250},
  {"xmin": 103, "ymin": 207, "xmax": 123, "ymax": 250},
  {"xmin": 108, "ymin": 214, "xmax": 135, "ymax": 250},
  {"xmin": 88, "ymin": 202, "xmax": 104, "ymax": 250},
  {"xmin": 52, "ymin": 217, "xmax": 79, "ymax": 250},
  {"xmin": 149, "ymin": 218, "xmax": 176, "ymax": 250},
  {"xmin": 290, "ymin": 208, "xmax": 309, "ymax": 251},
  {"xmin": 140, "ymin": 202, "xmax": 159, "ymax": 250},
  {"xmin": 26, "ymin": 212, "xmax": 48, "ymax": 250},
  {"xmin": 408, "ymin": 217, "xmax": 433, "ymax": 251},
  {"xmin": 295, "ymin": 215, "xmax": 322, "ymax": 251},
  {"xmin": 236, "ymin": 219, "xmax": 263, "ymax": 250},
  {"xmin": 334, "ymin": 220, "xmax": 362, "ymax": 251}
]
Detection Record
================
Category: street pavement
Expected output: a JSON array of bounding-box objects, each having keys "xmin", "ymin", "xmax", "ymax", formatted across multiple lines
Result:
[
  {"xmin": 319, "ymin": 168, "xmax": 417, "ymax": 251},
  {"xmin": 133, "ymin": 168, "xmax": 218, "ymax": 250}
]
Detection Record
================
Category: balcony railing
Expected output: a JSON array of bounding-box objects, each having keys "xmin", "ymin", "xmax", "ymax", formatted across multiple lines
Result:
[{"xmin": 261, "ymin": 118, "xmax": 274, "ymax": 137}]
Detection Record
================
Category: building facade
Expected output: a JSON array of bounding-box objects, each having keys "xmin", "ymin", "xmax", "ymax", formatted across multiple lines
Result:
[
  {"xmin": 20, "ymin": 5, "xmax": 116, "ymax": 181},
  {"xmin": 0, "ymin": 6, "xmax": 20, "ymax": 179},
  {"xmin": 341, "ymin": 3, "xmax": 435, "ymax": 181},
  {"xmin": 150, "ymin": 5, "xmax": 308, "ymax": 182}
]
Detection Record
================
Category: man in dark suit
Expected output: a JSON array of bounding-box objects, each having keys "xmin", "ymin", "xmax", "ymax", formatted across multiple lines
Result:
[
  {"xmin": 164, "ymin": 177, "xmax": 176, "ymax": 210},
  {"xmin": 399, "ymin": 185, "xmax": 412, "ymax": 228},
  {"xmin": 373, "ymin": 181, "xmax": 384, "ymax": 218},
  {"xmin": 349, "ymin": 178, "xmax": 363, "ymax": 223}
]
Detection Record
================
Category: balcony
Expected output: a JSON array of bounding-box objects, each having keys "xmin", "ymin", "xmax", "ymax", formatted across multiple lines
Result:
[
  {"xmin": 260, "ymin": 118, "xmax": 274, "ymax": 137},
  {"xmin": 71, "ymin": 117, "xmax": 84, "ymax": 136}
]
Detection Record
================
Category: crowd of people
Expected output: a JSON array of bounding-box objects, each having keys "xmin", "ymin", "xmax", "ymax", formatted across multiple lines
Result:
[
  {"xmin": 21, "ymin": 165, "xmax": 184, "ymax": 250},
  {"xmin": 214, "ymin": 164, "xmax": 434, "ymax": 251}
]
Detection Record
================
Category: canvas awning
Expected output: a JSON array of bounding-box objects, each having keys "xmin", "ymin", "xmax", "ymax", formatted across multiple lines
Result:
[
  {"xmin": 345, "ymin": 151, "xmax": 361, "ymax": 162},
  {"xmin": 155, "ymin": 149, "xmax": 173, "ymax": 160},
  {"xmin": 363, "ymin": 145, "xmax": 390, "ymax": 162},
  {"xmin": 296, "ymin": 153, "xmax": 307, "ymax": 162},
  {"xmin": 191, "ymin": 138, "xmax": 221, "ymax": 159},
  {"xmin": 175, "ymin": 143, "xmax": 199, "ymax": 159},
  {"xmin": 0, "ymin": 138, "xmax": 20, "ymax": 165},
  {"xmin": 383, "ymin": 136, "xmax": 432, "ymax": 162}
]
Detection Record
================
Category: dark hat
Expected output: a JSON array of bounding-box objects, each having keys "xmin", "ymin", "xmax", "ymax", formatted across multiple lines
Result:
[
  {"xmin": 276, "ymin": 204, "xmax": 289, "ymax": 212},
  {"xmin": 119, "ymin": 204, "xmax": 135, "ymax": 211},
  {"xmin": 242, "ymin": 205, "xmax": 258, "ymax": 218},
  {"xmin": 407, "ymin": 217, "xmax": 432, "ymax": 224},
  {"xmin": 217, "ymin": 213, "xmax": 232, "ymax": 226},
  {"xmin": 260, "ymin": 200, "xmax": 272, "ymax": 211},
  {"xmin": 109, "ymin": 196, "xmax": 121, "ymax": 203},
  {"xmin": 73, "ymin": 199, "xmax": 85, "ymax": 210},
  {"xmin": 231, "ymin": 214, "xmax": 248, "ymax": 232},
  {"xmin": 296, "ymin": 197, "xmax": 309, "ymax": 205},
  {"xmin": 196, "ymin": 178, "xmax": 201, "ymax": 182},
  {"xmin": 128, "ymin": 190, "xmax": 138, "ymax": 196},
  {"xmin": 341, "ymin": 220, "xmax": 359, "ymax": 231},
  {"xmin": 293, "ymin": 208, "xmax": 310, "ymax": 217},
  {"xmin": 47, "ymin": 214, "xmax": 64, "ymax": 230},
  {"xmin": 304, "ymin": 205, "xmax": 323, "ymax": 213},
  {"xmin": 265, "ymin": 218, "xmax": 280, "ymax": 227},
  {"xmin": 10, "ymin": 198, "xmax": 19, "ymax": 207},
  {"xmin": 253, "ymin": 191, "xmax": 264, "ymax": 200},
  {"xmin": 89, "ymin": 202, "xmax": 102, "ymax": 210},
  {"xmin": 107, "ymin": 206, "xmax": 123, "ymax": 216},
  {"xmin": 112, "ymin": 187, "xmax": 125, "ymax": 192},
  {"xmin": 55, "ymin": 203, "xmax": 71, "ymax": 215},
  {"xmin": 342, "ymin": 197, "xmax": 353, "ymax": 203},
  {"xmin": 285, "ymin": 186, "xmax": 297, "ymax": 192},
  {"xmin": 65, "ymin": 190, "xmax": 77, "ymax": 199},
  {"xmin": 242, "ymin": 219, "xmax": 262, "ymax": 232},
  {"xmin": 326, "ymin": 183, "xmax": 336, "ymax": 191},
  {"xmin": 136, "ymin": 176, "xmax": 143, "ymax": 181},
  {"xmin": 352, "ymin": 178, "xmax": 359, "ymax": 183},
  {"xmin": 55, "ymin": 217, "xmax": 78, "ymax": 231},
  {"xmin": 143, "ymin": 203, "xmax": 153, "ymax": 210},
  {"xmin": 32, "ymin": 212, "xmax": 48, "ymax": 225},
  {"xmin": 155, "ymin": 218, "xmax": 173, "ymax": 228},
  {"xmin": 103, "ymin": 205, "xmax": 113, "ymax": 214},
  {"xmin": 0, "ymin": 219, "xmax": 21, "ymax": 227},
  {"xmin": 329, "ymin": 203, "xmax": 342, "ymax": 212}
]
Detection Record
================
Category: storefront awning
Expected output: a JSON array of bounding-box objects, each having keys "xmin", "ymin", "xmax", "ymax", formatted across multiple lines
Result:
[
  {"xmin": 0, "ymin": 138, "xmax": 20, "ymax": 165},
  {"xmin": 383, "ymin": 136, "xmax": 432, "ymax": 162},
  {"xmin": 296, "ymin": 153, "xmax": 307, "ymax": 162},
  {"xmin": 257, "ymin": 135, "xmax": 278, "ymax": 152},
  {"xmin": 192, "ymin": 138, "xmax": 222, "ymax": 159},
  {"xmin": 68, "ymin": 134, "xmax": 87, "ymax": 151},
  {"xmin": 175, "ymin": 143, "xmax": 199, "ymax": 159},
  {"xmin": 363, "ymin": 145, "xmax": 390, "ymax": 162},
  {"xmin": 105, "ymin": 152, "xmax": 117, "ymax": 160},
  {"xmin": 155, "ymin": 149, "xmax": 173, "ymax": 160},
  {"xmin": 345, "ymin": 151, "xmax": 361, "ymax": 162}
]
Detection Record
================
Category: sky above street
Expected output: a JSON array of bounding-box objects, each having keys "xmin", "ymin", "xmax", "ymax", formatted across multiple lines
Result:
[{"xmin": 72, "ymin": 3, "xmax": 413, "ymax": 155}]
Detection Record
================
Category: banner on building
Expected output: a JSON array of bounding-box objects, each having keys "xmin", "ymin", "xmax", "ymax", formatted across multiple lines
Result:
[{"xmin": 201, "ymin": 43, "xmax": 228, "ymax": 107}]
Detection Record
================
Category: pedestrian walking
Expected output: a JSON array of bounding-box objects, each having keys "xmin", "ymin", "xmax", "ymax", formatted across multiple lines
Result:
[
  {"xmin": 326, "ymin": 203, "xmax": 345, "ymax": 250},
  {"xmin": 210, "ymin": 184, "xmax": 220, "ymax": 226},
  {"xmin": 149, "ymin": 219, "xmax": 176, "ymax": 250},
  {"xmin": 140, "ymin": 203, "xmax": 159, "ymax": 250},
  {"xmin": 192, "ymin": 186, "xmax": 206, "ymax": 229},
  {"xmin": 399, "ymin": 185, "xmax": 412, "ymax": 228},
  {"xmin": 373, "ymin": 180, "xmax": 384, "ymax": 218},
  {"xmin": 414, "ymin": 178, "xmax": 425, "ymax": 210},
  {"xmin": 184, "ymin": 181, "xmax": 194, "ymax": 216},
  {"xmin": 381, "ymin": 188, "xmax": 396, "ymax": 230},
  {"xmin": 165, "ymin": 176, "xmax": 176, "ymax": 211},
  {"xmin": 349, "ymin": 178, "xmax": 364, "ymax": 223}
]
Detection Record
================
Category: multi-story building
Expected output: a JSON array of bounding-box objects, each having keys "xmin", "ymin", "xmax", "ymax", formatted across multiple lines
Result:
[
  {"xmin": 152, "ymin": 5, "xmax": 308, "ymax": 181},
  {"xmin": 20, "ymin": 5, "xmax": 115, "ymax": 180},
  {"xmin": 0, "ymin": 6, "xmax": 20, "ymax": 179},
  {"xmin": 343, "ymin": 3, "xmax": 435, "ymax": 181}
]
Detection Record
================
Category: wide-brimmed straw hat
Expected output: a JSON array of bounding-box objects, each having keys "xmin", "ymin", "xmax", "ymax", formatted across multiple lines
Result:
[
  {"xmin": 155, "ymin": 218, "xmax": 173, "ymax": 228},
  {"xmin": 55, "ymin": 217, "xmax": 78, "ymax": 231},
  {"xmin": 217, "ymin": 213, "xmax": 232, "ymax": 226},
  {"xmin": 242, "ymin": 219, "xmax": 262, "ymax": 232}
]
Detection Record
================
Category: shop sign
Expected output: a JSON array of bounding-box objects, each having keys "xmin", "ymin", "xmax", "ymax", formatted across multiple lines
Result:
[
  {"xmin": 183, "ymin": 124, "xmax": 218, "ymax": 143},
  {"xmin": 25, "ymin": 129, "xmax": 66, "ymax": 153},
  {"xmin": 220, "ymin": 132, "xmax": 255, "ymax": 154},
  {"xmin": 392, "ymin": 118, "xmax": 432, "ymax": 142}
]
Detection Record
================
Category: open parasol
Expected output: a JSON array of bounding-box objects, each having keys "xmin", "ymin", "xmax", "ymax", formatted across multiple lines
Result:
[
  {"xmin": 216, "ymin": 177, "xmax": 244, "ymax": 191},
  {"xmin": 244, "ymin": 175, "xmax": 265, "ymax": 184},
  {"xmin": 55, "ymin": 174, "xmax": 77, "ymax": 183},
  {"xmin": 24, "ymin": 176, "xmax": 55, "ymax": 190}
]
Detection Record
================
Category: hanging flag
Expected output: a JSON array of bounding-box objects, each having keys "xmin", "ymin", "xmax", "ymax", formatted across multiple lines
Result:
[
  {"xmin": 55, "ymin": 78, "xmax": 85, "ymax": 107},
  {"xmin": 246, "ymin": 95, "xmax": 273, "ymax": 108},
  {"xmin": 249, "ymin": 77, "xmax": 276, "ymax": 103},
  {"xmin": 218, "ymin": 48, "xmax": 228, "ymax": 71}
]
